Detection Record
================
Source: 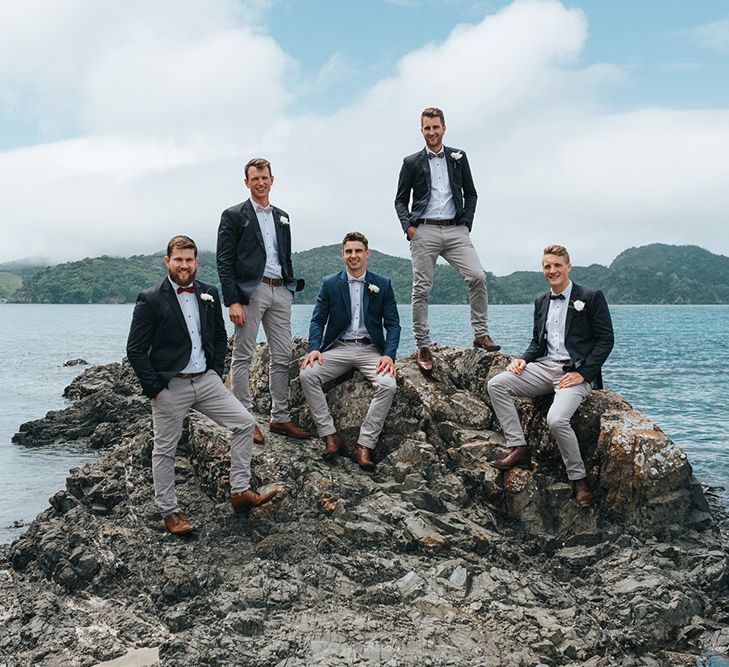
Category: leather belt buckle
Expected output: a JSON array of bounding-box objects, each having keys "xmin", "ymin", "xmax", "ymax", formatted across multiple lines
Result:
[{"xmin": 262, "ymin": 276, "xmax": 284, "ymax": 287}]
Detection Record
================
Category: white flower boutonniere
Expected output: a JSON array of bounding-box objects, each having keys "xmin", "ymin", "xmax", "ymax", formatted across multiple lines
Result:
[
  {"xmin": 279, "ymin": 215, "xmax": 289, "ymax": 225},
  {"xmin": 572, "ymin": 299, "xmax": 585, "ymax": 312},
  {"xmin": 200, "ymin": 292, "xmax": 214, "ymax": 308},
  {"xmin": 450, "ymin": 151, "xmax": 463, "ymax": 161},
  {"xmin": 367, "ymin": 283, "xmax": 380, "ymax": 295}
]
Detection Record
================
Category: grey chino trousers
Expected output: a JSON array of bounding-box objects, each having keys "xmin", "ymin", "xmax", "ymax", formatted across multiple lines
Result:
[
  {"xmin": 410, "ymin": 223, "xmax": 490, "ymax": 348},
  {"xmin": 151, "ymin": 370, "xmax": 255, "ymax": 516},
  {"xmin": 231, "ymin": 282, "xmax": 294, "ymax": 423},
  {"xmin": 487, "ymin": 359, "xmax": 592, "ymax": 480},
  {"xmin": 299, "ymin": 342, "xmax": 397, "ymax": 449}
]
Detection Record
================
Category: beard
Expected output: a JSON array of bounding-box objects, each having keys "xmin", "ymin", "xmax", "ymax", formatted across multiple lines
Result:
[{"xmin": 168, "ymin": 265, "xmax": 197, "ymax": 286}]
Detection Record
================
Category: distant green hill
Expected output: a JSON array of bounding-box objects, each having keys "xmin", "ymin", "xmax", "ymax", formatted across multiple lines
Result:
[{"xmin": 5, "ymin": 243, "xmax": 729, "ymax": 305}]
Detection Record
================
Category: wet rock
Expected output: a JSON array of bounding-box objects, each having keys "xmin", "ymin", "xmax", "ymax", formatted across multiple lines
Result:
[
  {"xmin": 63, "ymin": 358, "xmax": 88, "ymax": 366},
  {"xmin": 2, "ymin": 344, "xmax": 728, "ymax": 666}
]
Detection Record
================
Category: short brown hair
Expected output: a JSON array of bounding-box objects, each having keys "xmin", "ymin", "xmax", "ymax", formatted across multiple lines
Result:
[
  {"xmin": 166, "ymin": 235, "xmax": 197, "ymax": 257},
  {"xmin": 244, "ymin": 158, "xmax": 272, "ymax": 179},
  {"xmin": 421, "ymin": 107, "xmax": 445, "ymax": 125},
  {"xmin": 342, "ymin": 231, "xmax": 369, "ymax": 249},
  {"xmin": 543, "ymin": 244, "xmax": 570, "ymax": 264}
]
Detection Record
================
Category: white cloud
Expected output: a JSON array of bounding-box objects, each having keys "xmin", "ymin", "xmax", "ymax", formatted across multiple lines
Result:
[
  {"xmin": 1, "ymin": 0, "xmax": 728, "ymax": 276},
  {"xmin": 689, "ymin": 16, "xmax": 729, "ymax": 54}
]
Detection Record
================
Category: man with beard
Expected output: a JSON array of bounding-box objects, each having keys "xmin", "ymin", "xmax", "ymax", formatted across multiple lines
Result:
[{"xmin": 127, "ymin": 235, "xmax": 277, "ymax": 535}]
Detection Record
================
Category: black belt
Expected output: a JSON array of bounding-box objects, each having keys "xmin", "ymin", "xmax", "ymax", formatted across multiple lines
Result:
[
  {"xmin": 419, "ymin": 218, "xmax": 456, "ymax": 226},
  {"xmin": 176, "ymin": 370, "xmax": 206, "ymax": 379},
  {"xmin": 262, "ymin": 276, "xmax": 284, "ymax": 287},
  {"xmin": 342, "ymin": 337, "xmax": 372, "ymax": 345}
]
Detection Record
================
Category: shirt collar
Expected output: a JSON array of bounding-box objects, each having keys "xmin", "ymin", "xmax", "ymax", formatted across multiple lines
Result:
[{"xmin": 550, "ymin": 280, "xmax": 573, "ymax": 300}]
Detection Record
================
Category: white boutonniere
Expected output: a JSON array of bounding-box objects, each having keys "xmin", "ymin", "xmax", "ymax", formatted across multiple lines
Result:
[
  {"xmin": 367, "ymin": 283, "xmax": 380, "ymax": 295},
  {"xmin": 450, "ymin": 151, "xmax": 463, "ymax": 161},
  {"xmin": 572, "ymin": 299, "xmax": 585, "ymax": 312},
  {"xmin": 279, "ymin": 215, "xmax": 289, "ymax": 225},
  {"xmin": 200, "ymin": 292, "xmax": 214, "ymax": 308}
]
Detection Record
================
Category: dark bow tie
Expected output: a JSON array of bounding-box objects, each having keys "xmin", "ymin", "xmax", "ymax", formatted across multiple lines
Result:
[
  {"xmin": 348, "ymin": 279, "xmax": 364, "ymax": 285},
  {"xmin": 255, "ymin": 205, "xmax": 272, "ymax": 214},
  {"xmin": 177, "ymin": 286, "xmax": 195, "ymax": 294},
  {"xmin": 549, "ymin": 293, "xmax": 566, "ymax": 300},
  {"xmin": 428, "ymin": 151, "xmax": 445, "ymax": 159}
]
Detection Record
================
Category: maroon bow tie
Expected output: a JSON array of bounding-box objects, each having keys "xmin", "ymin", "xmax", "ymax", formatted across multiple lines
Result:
[{"xmin": 177, "ymin": 286, "xmax": 195, "ymax": 294}]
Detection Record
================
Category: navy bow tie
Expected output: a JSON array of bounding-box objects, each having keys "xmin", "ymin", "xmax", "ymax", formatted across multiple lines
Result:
[
  {"xmin": 177, "ymin": 286, "xmax": 195, "ymax": 294},
  {"xmin": 428, "ymin": 151, "xmax": 444, "ymax": 159},
  {"xmin": 549, "ymin": 293, "xmax": 566, "ymax": 300},
  {"xmin": 348, "ymin": 279, "xmax": 364, "ymax": 285}
]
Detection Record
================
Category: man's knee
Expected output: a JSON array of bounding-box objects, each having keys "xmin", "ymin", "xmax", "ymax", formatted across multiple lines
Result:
[
  {"xmin": 487, "ymin": 372, "xmax": 509, "ymax": 396},
  {"xmin": 546, "ymin": 411, "xmax": 570, "ymax": 433},
  {"xmin": 463, "ymin": 271, "xmax": 486, "ymax": 289},
  {"xmin": 374, "ymin": 374, "xmax": 397, "ymax": 395},
  {"xmin": 299, "ymin": 365, "xmax": 321, "ymax": 388}
]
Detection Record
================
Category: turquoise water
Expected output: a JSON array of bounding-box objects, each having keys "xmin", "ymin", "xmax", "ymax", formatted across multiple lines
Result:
[{"xmin": 1, "ymin": 303, "xmax": 728, "ymax": 544}]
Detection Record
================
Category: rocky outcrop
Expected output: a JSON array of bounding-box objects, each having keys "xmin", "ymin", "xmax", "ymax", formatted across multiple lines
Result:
[{"xmin": 1, "ymin": 342, "xmax": 727, "ymax": 666}]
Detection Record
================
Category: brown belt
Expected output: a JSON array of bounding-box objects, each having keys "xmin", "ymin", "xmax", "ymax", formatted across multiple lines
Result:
[
  {"xmin": 342, "ymin": 337, "xmax": 372, "ymax": 345},
  {"xmin": 419, "ymin": 218, "xmax": 456, "ymax": 226},
  {"xmin": 176, "ymin": 371, "xmax": 206, "ymax": 379},
  {"xmin": 261, "ymin": 276, "xmax": 284, "ymax": 287}
]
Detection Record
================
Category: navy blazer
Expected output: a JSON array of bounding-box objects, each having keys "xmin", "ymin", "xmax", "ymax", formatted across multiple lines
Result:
[
  {"xmin": 522, "ymin": 282, "xmax": 614, "ymax": 389},
  {"xmin": 308, "ymin": 270, "xmax": 401, "ymax": 359},
  {"xmin": 126, "ymin": 278, "xmax": 227, "ymax": 398},
  {"xmin": 394, "ymin": 146, "xmax": 478, "ymax": 233},
  {"xmin": 216, "ymin": 198, "xmax": 303, "ymax": 307}
]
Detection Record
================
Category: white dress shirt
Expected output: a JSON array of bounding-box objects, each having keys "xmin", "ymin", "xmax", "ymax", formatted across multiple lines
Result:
[
  {"xmin": 422, "ymin": 149, "xmax": 456, "ymax": 220},
  {"xmin": 543, "ymin": 281, "xmax": 573, "ymax": 362},
  {"xmin": 170, "ymin": 278, "xmax": 206, "ymax": 373},
  {"xmin": 342, "ymin": 272, "xmax": 369, "ymax": 341},
  {"xmin": 252, "ymin": 201, "xmax": 283, "ymax": 279}
]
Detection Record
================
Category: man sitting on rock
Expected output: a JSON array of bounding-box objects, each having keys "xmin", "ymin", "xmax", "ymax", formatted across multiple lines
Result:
[
  {"xmin": 126, "ymin": 235, "xmax": 277, "ymax": 535},
  {"xmin": 299, "ymin": 231, "xmax": 401, "ymax": 470},
  {"xmin": 487, "ymin": 245, "xmax": 614, "ymax": 507}
]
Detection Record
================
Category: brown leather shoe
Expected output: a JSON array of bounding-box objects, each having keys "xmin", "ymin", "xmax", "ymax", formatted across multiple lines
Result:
[
  {"xmin": 417, "ymin": 346, "xmax": 433, "ymax": 374},
  {"xmin": 490, "ymin": 445, "xmax": 531, "ymax": 470},
  {"xmin": 163, "ymin": 512, "xmax": 196, "ymax": 535},
  {"xmin": 573, "ymin": 478, "xmax": 595, "ymax": 508},
  {"xmin": 230, "ymin": 488, "xmax": 278, "ymax": 512},
  {"xmin": 351, "ymin": 443, "xmax": 375, "ymax": 471},
  {"xmin": 254, "ymin": 424, "xmax": 264, "ymax": 444},
  {"xmin": 323, "ymin": 432, "xmax": 344, "ymax": 459},
  {"xmin": 473, "ymin": 335, "xmax": 501, "ymax": 352},
  {"xmin": 269, "ymin": 421, "xmax": 310, "ymax": 439}
]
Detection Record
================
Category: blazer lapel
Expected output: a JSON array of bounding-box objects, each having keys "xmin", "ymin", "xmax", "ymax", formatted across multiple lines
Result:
[
  {"xmin": 444, "ymin": 145, "xmax": 456, "ymax": 190},
  {"xmin": 363, "ymin": 271, "xmax": 371, "ymax": 314},
  {"xmin": 195, "ymin": 281, "xmax": 208, "ymax": 340},
  {"xmin": 271, "ymin": 206, "xmax": 286, "ymax": 263},
  {"xmin": 565, "ymin": 283, "xmax": 581, "ymax": 337},
  {"xmin": 244, "ymin": 199, "xmax": 265, "ymax": 249},
  {"xmin": 162, "ymin": 279, "xmax": 188, "ymax": 336},
  {"xmin": 338, "ymin": 271, "xmax": 351, "ymax": 318},
  {"xmin": 419, "ymin": 148, "xmax": 431, "ymax": 191}
]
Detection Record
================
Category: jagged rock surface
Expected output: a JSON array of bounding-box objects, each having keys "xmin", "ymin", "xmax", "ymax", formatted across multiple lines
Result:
[{"xmin": 1, "ymin": 342, "xmax": 728, "ymax": 666}]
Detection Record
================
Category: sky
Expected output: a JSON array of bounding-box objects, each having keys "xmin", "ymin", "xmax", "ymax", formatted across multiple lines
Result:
[{"xmin": 1, "ymin": 0, "xmax": 728, "ymax": 275}]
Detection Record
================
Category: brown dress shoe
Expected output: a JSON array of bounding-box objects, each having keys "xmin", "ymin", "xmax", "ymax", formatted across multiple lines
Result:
[
  {"xmin": 269, "ymin": 421, "xmax": 310, "ymax": 439},
  {"xmin": 473, "ymin": 335, "xmax": 501, "ymax": 352},
  {"xmin": 489, "ymin": 445, "xmax": 531, "ymax": 470},
  {"xmin": 573, "ymin": 478, "xmax": 595, "ymax": 507},
  {"xmin": 323, "ymin": 432, "xmax": 344, "ymax": 459},
  {"xmin": 163, "ymin": 512, "xmax": 196, "ymax": 535},
  {"xmin": 253, "ymin": 424, "xmax": 264, "ymax": 444},
  {"xmin": 351, "ymin": 443, "xmax": 375, "ymax": 471},
  {"xmin": 417, "ymin": 346, "xmax": 433, "ymax": 374},
  {"xmin": 230, "ymin": 488, "xmax": 278, "ymax": 511}
]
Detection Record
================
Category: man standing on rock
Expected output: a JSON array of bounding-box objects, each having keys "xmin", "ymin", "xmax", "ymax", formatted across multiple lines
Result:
[
  {"xmin": 299, "ymin": 232, "xmax": 400, "ymax": 470},
  {"xmin": 127, "ymin": 235, "xmax": 277, "ymax": 535},
  {"xmin": 487, "ymin": 245, "xmax": 614, "ymax": 507},
  {"xmin": 395, "ymin": 107, "xmax": 499, "ymax": 376},
  {"xmin": 217, "ymin": 157, "xmax": 310, "ymax": 446}
]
